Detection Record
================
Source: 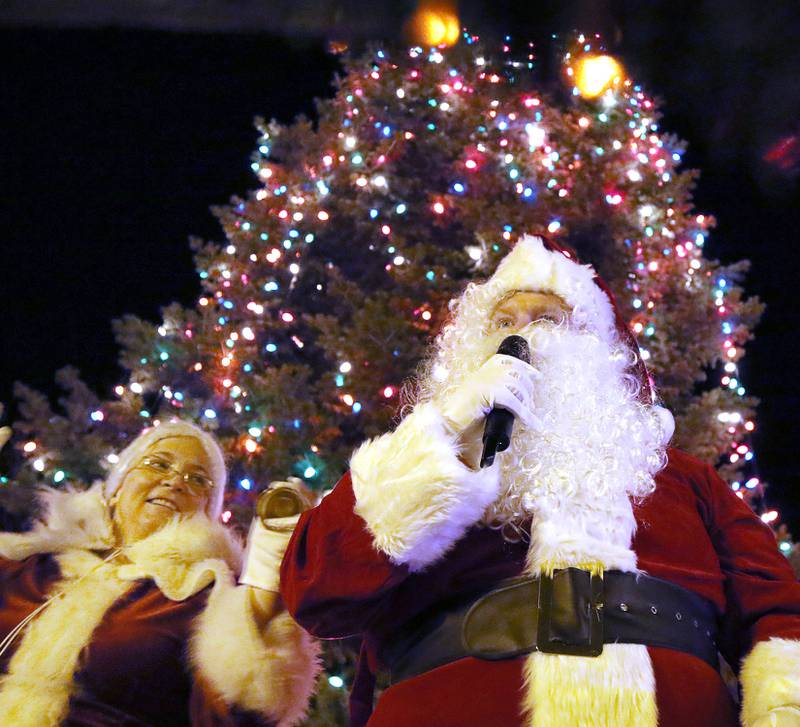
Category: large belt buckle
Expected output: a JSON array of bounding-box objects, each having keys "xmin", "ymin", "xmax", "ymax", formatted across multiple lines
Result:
[{"xmin": 536, "ymin": 568, "xmax": 604, "ymax": 657}]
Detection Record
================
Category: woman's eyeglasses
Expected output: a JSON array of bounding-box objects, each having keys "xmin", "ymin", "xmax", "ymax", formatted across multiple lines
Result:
[{"xmin": 134, "ymin": 456, "xmax": 213, "ymax": 491}]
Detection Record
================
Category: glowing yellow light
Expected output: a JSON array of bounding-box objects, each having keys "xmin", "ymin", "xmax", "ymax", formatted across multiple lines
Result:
[
  {"xmin": 574, "ymin": 55, "xmax": 624, "ymax": 99},
  {"xmin": 410, "ymin": 6, "xmax": 460, "ymax": 47}
]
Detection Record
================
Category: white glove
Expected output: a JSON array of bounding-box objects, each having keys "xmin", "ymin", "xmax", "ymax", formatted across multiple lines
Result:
[
  {"xmin": 239, "ymin": 514, "xmax": 299, "ymax": 593},
  {"xmin": 438, "ymin": 354, "xmax": 540, "ymax": 434},
  {"xmin": 751, "ymin": 707, "xmax": 800, "ymax": 727}
]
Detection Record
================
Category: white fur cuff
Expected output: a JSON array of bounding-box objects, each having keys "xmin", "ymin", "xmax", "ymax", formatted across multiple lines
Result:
[
  {"xmin": 191, "ymin": 584, "xmax": 320, "ymax": 727},
  {"xmin": 741, "ymin": 638, "xmax": 800, "ymax": 727},
  {"xmin": 351, "ymin": 402, "xmax": 501, "ymax": 572}
]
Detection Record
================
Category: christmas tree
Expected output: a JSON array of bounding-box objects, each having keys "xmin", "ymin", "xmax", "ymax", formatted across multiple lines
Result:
[{"xmin": 0, "ymin": 31, "xmax": 789, "ymax": 721}]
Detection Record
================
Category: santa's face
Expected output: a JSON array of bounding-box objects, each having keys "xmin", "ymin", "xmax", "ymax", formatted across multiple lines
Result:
[
  {"xmin": 412, "ymin": 283, "xmax": 666, "ymax": 540},
  {"xmin": 488, "ymin": 290, "xmax": 570, "ymax": 332}
]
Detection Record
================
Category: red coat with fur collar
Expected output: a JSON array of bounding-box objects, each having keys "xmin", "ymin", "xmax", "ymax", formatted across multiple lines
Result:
[
  {"xmin": 281, "ymin": 448, "xmax": 800, "ymax": 727},
  {"xmin": 0, "ymin": 487, "xmax": 319, "ymax": 727},
  {"xmin": 0, "ymin": 555, "xmax": 249, "ymax": 726}
]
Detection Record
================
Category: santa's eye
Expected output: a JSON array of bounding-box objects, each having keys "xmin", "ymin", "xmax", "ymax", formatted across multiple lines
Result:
[
  {"xmin": 534, "ymin": 307, "xmax": 567, "ymax": 323},
  {"xmin": 496, "ymin": 317, "xmax": 514, "ymax": 328}
]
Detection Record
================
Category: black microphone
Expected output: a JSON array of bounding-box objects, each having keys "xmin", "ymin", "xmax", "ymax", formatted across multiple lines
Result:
[{"xmin": 480, "ymin": 335, "xmax": 531, "ymax": 468}]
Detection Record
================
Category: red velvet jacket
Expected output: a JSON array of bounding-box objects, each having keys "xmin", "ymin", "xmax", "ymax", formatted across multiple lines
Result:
[
  {"xmin": 0, "ymin": 553, "xmax": 271, "ymax": 727},
  {"xmin": 281, "ymin": 448, "xmax": 800, "ymax": 727}
]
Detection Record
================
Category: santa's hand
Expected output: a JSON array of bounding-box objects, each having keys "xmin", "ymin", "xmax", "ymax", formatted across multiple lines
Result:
[
  {"xmin": 0, "ymin": 427, "xmax": 10, "ymax": 451},
  {"xmin": 438, "ymin": 354, "xmax": 540, "ymax": 434},
  {"xmin": 239, "ymin": 514, "xmax": 300, "ymax": 593}
]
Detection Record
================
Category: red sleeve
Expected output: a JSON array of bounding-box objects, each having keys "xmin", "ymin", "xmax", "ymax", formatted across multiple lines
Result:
[
  {"xmin": 704, "ymin": 463, "xmax": 800, "ymax": 666},
  {"xmin": 280, "ymin": 471, "xmax": 410, "ymax": 638}
]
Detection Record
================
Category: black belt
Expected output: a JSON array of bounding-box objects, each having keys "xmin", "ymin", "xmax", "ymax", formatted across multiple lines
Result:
[{"xmin": 383, "ymin": 568, "xmax": 719, "ymax": 684}]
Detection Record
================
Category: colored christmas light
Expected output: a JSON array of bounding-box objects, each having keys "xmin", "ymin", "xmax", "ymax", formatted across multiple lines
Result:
[{"xmin": 5, "ymin": 31, "xmax": 776, "ymax": 549}]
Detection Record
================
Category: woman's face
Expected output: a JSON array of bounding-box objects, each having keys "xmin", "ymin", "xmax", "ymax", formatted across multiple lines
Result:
[{"xmin": 113, "ymin": 436, "xmax": 214, "ymax": 545}]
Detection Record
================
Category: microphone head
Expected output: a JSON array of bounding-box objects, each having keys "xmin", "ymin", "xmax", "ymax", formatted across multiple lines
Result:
[{"xmin": 497, "ymin": 334, "xmax": 531, "ymax": 364}]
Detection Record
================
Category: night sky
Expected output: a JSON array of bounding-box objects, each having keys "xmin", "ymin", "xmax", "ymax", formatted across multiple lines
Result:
[{"xmin": 2, "ymin": 3, "xmax": 799, "ymax": 530}]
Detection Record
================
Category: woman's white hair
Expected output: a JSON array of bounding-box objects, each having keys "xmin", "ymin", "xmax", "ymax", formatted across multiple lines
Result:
[{"xmin": 103, "ymin": 420, "xmax": 227, "ymax": 519}]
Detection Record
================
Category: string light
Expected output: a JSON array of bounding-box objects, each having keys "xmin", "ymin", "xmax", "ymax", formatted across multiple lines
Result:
[{"xmin": 12, "ymin": 33, "xmax": 768, "ymax": 542}]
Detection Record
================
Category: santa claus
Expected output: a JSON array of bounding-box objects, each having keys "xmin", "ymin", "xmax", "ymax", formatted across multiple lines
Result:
[{"xmin": 280, "ymin": 235, "xmax": 800, "ymax": 727}]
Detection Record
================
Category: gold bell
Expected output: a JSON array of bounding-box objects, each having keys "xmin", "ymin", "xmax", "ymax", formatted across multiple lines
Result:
[{"xmin": 256, "ymin": 478, "xmax": 316, "ymax": 524}]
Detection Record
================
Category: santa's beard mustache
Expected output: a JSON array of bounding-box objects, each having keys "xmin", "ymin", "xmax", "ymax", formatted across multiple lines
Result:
[{"xmin": 411, "ymin": 320, "xmax": 667, "ymax": 542}]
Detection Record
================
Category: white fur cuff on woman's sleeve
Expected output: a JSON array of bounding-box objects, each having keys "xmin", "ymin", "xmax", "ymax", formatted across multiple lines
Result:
[
  {"xmin": 191, "ymin": 583, "xmax": 321, "ymax": 727},
  {"xmin": 350, "ymin": 402, "xmax": 500, "ymax": 572},
  {"xmin": 740, "ymin": 637, "xmax": 800, "ymax": 727}
]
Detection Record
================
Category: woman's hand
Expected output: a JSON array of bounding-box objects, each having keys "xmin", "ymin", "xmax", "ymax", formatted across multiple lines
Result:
[
  {"xmin": 239, "ymin": 514, "xmax": 299, "ymax": 593},
  {"xmin": 239, "ymin": 481, "xmax": 318, "ymax": 628},
  {"xmin": 240, "ymin": 516, "xmax": 297, "ymax": 629}
]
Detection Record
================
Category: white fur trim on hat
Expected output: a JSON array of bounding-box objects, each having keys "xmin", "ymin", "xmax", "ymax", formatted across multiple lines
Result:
[
  {"xmin": 484, "ymin": 235, "xmax": 617, "ymax": 342},
  {"xmin": 103, "ymin": 420, "xmax": 227, "ymax": 519}
]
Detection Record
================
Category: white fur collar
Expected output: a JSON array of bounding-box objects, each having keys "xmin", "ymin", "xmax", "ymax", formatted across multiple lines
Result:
[
  {"xmin": 118, "ymin": 514, "xmax": 242, "ymax": 600},
  {"xmin": 0, "ymin": 483, "xmax": 242, "ymax": 601}
]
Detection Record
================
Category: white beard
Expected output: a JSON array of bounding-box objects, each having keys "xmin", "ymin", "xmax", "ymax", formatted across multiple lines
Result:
[{"xmin": 410, "ymin": 317, "xmax": 667, "ymax": 571}]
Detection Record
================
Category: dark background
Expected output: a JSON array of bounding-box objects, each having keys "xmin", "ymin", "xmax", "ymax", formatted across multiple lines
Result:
[{"xmin": 2, "ymin": 1, "xmax": 799, "ymax": 530}]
